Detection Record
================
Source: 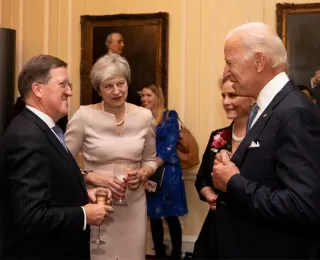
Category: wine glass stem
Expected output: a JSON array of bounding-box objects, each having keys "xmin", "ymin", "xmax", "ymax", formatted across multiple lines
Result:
[{"xmin": 97, "ymin": 226, "xmax": 101, "ymax": 240}]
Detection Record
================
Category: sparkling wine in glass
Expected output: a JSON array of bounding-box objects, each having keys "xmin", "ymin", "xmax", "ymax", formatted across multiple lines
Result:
[
  {"xmin": 91, "ymin": 187, "xmax": 109, "ymax": 245},
  {"xmin": 113, "ymin": 168, "xmax": 130, "ymax": 206}
]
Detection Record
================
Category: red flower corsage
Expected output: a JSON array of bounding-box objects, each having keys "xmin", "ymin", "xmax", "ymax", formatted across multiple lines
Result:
[{"xmin": 210, "ymin": 128, "xmax": 231, "ymax": 152}]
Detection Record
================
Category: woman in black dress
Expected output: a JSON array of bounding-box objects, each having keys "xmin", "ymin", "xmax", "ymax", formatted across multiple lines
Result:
[{"xmin": 193, "ymin": 77, "xmax": 254, "ymax": 258}]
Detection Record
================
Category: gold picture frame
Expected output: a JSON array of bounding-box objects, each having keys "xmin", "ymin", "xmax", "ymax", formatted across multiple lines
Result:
[
  {"xmin": 276, "ymin": 3, "xmax": 320, "ymax": 86},
  {"xmin": 80, "ymin": 13, "xmax": 169, "ymax": 106}
]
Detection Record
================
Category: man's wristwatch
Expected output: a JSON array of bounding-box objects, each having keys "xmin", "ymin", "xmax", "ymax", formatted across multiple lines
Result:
[{"xmin": 81, "ymin": 169, "xmax": 92, "ymax": 180}]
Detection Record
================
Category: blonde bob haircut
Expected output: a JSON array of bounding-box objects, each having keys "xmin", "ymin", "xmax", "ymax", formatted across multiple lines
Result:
[
  {"xmin": 90, "ymin": 53, "xmax": 131, "ymax": 92},
  {"xmin": 140, "ymin": 84, "xmax": 165, "ymax": 125}
]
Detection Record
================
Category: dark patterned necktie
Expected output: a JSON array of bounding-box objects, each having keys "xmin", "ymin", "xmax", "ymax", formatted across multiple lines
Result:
[
  {"xmin": 246, "ymin": 103, "xmax": 259, "ymax": 133},
  {"xmin": 52, "ymin": 124, "xmax": 68, "ymax": 151}
]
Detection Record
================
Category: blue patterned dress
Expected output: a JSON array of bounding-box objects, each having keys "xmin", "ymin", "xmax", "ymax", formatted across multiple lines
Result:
[{"xmin": 147, "ymin": 110, "xmax": 188, "ymax": 219}]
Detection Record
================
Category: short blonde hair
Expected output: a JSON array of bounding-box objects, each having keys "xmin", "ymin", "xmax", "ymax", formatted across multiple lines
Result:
[
  {"xmin": 218, "ymin": 75, "xmax": 230, "ymax": 89},
  {"xmin": 90, "ymin": 53, "xmax": 131, "ymax": 92},
  {"xmin": 139, "ymin": 84, "xmax": 165, "ymax": 125}
]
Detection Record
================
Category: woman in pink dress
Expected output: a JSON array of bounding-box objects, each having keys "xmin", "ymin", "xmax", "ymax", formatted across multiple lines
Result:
[{"xmin": 65, "ymin": 53, "xmax": 157, "ymax": 260}]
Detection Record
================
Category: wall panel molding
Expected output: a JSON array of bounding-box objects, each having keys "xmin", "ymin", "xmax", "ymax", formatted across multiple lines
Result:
[
  {"xmin": 67, "ymin": 0, "xmax": 72, "ymax": 116},
  {"xmin": 43, "ymin": 0, "xmax": 49, "ymax": 54},
  {"xmin": 67, "ymin": 0, "xmax": 72, "ymax": 78},
  {"xmin": 0, "ymin": 0, "xmax": 3, "ymax": 26},
  {"xmin": 179, "ymin": 0, "xmax": 186, "ymax": 121}
]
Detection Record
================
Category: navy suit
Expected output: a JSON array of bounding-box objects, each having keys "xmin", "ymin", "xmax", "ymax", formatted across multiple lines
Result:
[
  {"xmin": 216, "ymin": 81, "xmax": 320, "ymax": 258},
  {"xmin": 0, "ymin": 108, "xmax": 90, "ymax": 259}
]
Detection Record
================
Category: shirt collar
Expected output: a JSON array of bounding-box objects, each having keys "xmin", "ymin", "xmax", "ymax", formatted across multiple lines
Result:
[
  {"xmin": 256, "ymin": 72, "xmax": 289, "ymax": 112},
  {"xmin": 26, "ymin": 105, "xmax": 55, "ymax": 129}
]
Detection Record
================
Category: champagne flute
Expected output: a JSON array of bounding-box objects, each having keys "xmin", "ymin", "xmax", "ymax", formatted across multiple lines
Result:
[
  {"xmin": 113, "ymin": 159, "xmax": 137, "ymax": 206},
  {"xmin": 91, "ymin": 187, "xmax": 109, "ymax": 245},
  {"xmin": 113, "ymin": 167, "xmax": 129, "ymax": 206}
]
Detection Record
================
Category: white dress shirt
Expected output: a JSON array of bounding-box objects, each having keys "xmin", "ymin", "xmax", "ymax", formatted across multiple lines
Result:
[
  {"xmin": 251, "ymin": 72, "xmax": 289, "ymax": 128},
  {"xmin": 25, "ymin": 105, "xmax": 87, "ymax": 230}
]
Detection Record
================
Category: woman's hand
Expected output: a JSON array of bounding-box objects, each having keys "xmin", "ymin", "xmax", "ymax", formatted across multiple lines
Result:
[
  {"xmin": 107, "ymin": 176, "xmax": 127, "ymax": 200},
  {"xmin": 200, "ymin": 186, "xmax": 217, "ymax": 211},
  {"xmin": 125, "ymin": 170, "xmax": 140, "ymax": 191},
  {"xmin": 85, "ymin": 172, "xmax": 126, "ymax": 200},
  {"xmin": 206, "ymin": 192, "xmax": 217, "ymax": 211}
]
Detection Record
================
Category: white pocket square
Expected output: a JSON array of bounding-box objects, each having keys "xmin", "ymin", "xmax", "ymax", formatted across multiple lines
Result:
[{"xmin": 249, "ymin": 141, "xmax": 260, "ymax": 148}]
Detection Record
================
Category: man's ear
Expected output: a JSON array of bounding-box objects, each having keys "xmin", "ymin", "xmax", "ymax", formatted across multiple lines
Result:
[
  {"xmin": 31, "ymin": 83, "xmax": 42, "ymax": 98},
  {"xmin": 255, "ymin": 52, "xmax": 266, "ymax": 73},
  {"xmin": 249, "ymin": 97, "xmax": 256, "ymax": 106}
]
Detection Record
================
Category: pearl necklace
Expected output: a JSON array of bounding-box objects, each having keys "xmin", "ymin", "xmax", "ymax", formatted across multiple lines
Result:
[
  {"xmin": 232, "ymin": 125, "xmax": 244, "ymax": 142},
  {"xmin": 101, "ymin": 101, "xmax": 127, "ymax": 126}
]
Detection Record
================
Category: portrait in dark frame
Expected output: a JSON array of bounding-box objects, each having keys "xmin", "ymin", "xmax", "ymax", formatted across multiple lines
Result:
[
  {"xmin": 276, "ymin": 3, "xmax": 320, "ymax": 87},
  {"xmin": 80, "ymin": 13, "xmax": 169, "ymax": 106}
]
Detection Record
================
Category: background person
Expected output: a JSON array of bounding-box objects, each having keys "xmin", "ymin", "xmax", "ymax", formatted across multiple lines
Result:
[
  {"xmin": 140, "ymin": 84, "xmax": 188, "ymax": 259},
  {"xmin": 105, "ymin": 32, "xmax": 124, "ymax": 55}
]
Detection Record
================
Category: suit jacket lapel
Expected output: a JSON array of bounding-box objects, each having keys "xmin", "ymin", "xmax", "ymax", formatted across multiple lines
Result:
[
  {"xmin": 21, "ymin": 108, "xmax": 70, "ymax": 163},
  {"xmin": 46, "ymin": 130, "xmax": 73, "ymax": 163},
  {"xmin": 232, "ymin": 81, "xmax": 296, "ymax": 168},
  {"xmin": 232, "ymin": 110, "xmax": 273, "ymax": 167},
  {"xmin": 21, "ymin": 108, "xmax": 87, "ymax": 196},
  {"xmin": 66, "ymin": 151, "xmax": 88, "ymax": 197}
]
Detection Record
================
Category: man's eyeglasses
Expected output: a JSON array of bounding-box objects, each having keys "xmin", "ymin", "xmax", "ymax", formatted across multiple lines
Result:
[{"xmin": 38, "ymin": 81, "xmax": 73, "ymax": 90}]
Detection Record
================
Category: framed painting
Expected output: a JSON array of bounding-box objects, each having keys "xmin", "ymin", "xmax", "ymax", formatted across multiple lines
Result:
[
  {"xmin": 276, "ymin": 3, "xmax": 320, "ymax": 87},
  {"xmin": 80, "ymin": 12, "xmax": 169, "ymax": 106}
]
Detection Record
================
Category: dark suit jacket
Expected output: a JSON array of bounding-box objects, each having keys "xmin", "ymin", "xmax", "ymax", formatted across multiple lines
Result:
[
  {"xmin": 0, "ymin": 108, "xmax": 90, "ymax": 259},
  {"xmin": 216, "ymin": 81, "xmax": 320, "ymax": 259},
  {"xmin": 11, "ymin": 97, "xmax": 68, "ymax": 133}
]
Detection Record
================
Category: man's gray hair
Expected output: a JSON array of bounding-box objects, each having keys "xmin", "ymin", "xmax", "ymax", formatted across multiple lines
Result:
[
  {"xmin": 90, "ymin": 53, "xmax": 131, "ymax": 92},
  {"xmin": 226, "ymin": 22, "xmax": 287, "ymax": 68}
]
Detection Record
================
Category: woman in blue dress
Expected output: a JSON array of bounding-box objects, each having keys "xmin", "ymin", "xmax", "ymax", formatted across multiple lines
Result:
[{"xmin": 140, "ymin": 84, "xmax": 188, "ymax": 259}]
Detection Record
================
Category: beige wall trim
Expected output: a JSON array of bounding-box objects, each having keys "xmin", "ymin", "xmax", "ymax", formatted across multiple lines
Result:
[
  {"xmin": 57, "ymin": 0, "xmax": 60, "ymax": 56},
  {"xmin": 67, "ymin": 0, "xmax": 72, "ymax": 77},
  {"xmin": 0, "ymin": 0, "xmax": 3, "ymax": 27},
  {"xmin": 67, "ymin": 0, "xmax": 73, "ymax": 116},
  {"xmin": 43, "ymin": 0, "xmax": 49, "ymax": 54},
  {"xmin": 179, "ymin": 0, "xmax": 187, "ymax": 120}
]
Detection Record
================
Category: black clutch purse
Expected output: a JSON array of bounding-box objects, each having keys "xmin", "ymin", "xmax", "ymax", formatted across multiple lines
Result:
[{"xmin": 147, "ymin": 164, "xmax": 165, "ymax": 194}]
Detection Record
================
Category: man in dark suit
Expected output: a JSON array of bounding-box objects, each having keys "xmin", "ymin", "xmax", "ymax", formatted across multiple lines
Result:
[
  {"xmin": 11, "ymin": 96, "xmax": 69, "ymax": 132},
  {"xmin": 212, "ymin": 22, "xmax": 320, "ymax": 258},
  {"xmin": 0, "ymin": 54, "xmax": 113, "ymax": 259}
]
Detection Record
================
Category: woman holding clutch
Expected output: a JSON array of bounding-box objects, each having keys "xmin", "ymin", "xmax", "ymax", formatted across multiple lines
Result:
[{"xmin": 140, "ymin": 84, "xmax": 188, "ymax": 259}]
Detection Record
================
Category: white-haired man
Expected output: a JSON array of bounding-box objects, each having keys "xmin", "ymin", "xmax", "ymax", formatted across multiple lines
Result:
[
  {"xmin": 105, "ymin": 32, "xmax": 124, "ymax": 55},
  {"xmin": 212, "ymin": 22, "xmax": 320, "ymax": 258}
]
